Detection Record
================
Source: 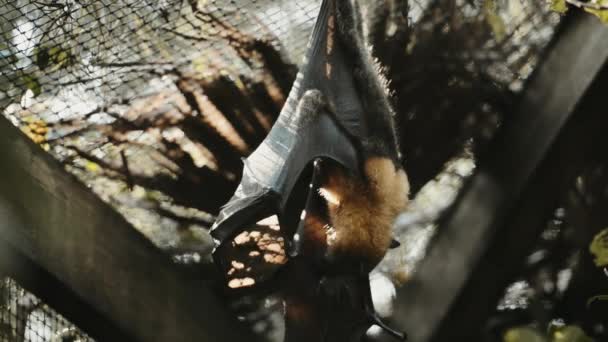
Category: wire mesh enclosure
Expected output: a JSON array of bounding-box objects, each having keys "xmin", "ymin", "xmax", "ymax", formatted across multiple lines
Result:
[
  {"xmin": 1, "ymin": 277, "xmax": 94, "ymax": 342},
  {"xmin": 5, "ymin": 0, "xmax": 607, "ymax": 341},
  {"xmin": 0, "ymin": 0, "xmax": 559, "ymax": 260}
]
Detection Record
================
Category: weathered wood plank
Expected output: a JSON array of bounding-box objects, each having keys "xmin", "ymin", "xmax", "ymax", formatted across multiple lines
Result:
[
  {"xmin": 392, "ymin": 12, "xmax": 608, "ymax": 342},
  {"xmin": 0, "ymin": 116, "xmax": 255, "ymax": 341}
]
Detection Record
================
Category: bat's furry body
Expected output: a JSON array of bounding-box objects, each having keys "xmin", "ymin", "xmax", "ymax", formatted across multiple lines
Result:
[
  {"xmin": 319, "ymin": 0, "xmax": 409, "ymax": 272},
  {"xmin": 320, "ymin": 157, "xmax": 409, "ymax": 271}
]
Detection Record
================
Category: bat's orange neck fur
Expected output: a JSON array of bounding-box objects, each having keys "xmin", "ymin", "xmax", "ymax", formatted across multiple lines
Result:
[{"xmin": 319, "ymin": 157, "xmax": 409, "ymax": 270}]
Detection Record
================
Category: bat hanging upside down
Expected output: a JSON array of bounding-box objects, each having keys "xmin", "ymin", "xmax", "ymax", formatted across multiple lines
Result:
[{"xmin": 211, "ymin": 0, "xmax": 409, "ymax": 340}]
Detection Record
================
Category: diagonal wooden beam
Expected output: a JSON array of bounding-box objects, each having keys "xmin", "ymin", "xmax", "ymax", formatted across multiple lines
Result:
[
  {"xmin": 0, "ymin": 239, "xmax": 137, "ymax": 341},
  {"xmin": 393, "ymin": 11, "xmax": 608, "ymax": 342},
  {"xmin": 0, "ymin": 115, "xmax": 255, "ymax": 341}
]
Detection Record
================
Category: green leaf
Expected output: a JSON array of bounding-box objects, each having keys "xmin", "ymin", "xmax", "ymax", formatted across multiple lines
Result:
[
  {"xmin": 550, "ymin": 0, "xmax": 568, "ymax": 13},
  {"xmin": 551, "ymin": 325, "xmax": 593, "ymax": 342},
  {"xmin": 504, "ymin": 327, "xmax": 546, "ymax": 342},
  {"xmin": 590, "ymin": 228, "xmax": 608, "ymax": 267},
  {"xmin": 584, "ymin": 0, "xmax": 608, "ymax": 23},
  {"xmin": 21, "ymin": 75, "xmax": 41, "ymax": 96}
]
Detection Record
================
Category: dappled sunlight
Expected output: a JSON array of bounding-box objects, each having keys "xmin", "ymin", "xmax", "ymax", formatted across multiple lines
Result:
[{"xmin": 218, "ymin": 215, "xmax": 288, "ymax": 290}]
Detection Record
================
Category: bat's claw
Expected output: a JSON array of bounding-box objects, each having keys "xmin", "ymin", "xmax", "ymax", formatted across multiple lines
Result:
[{"xmin": 367, "ymin": 312, "xmax": 407, "ymax": 341}]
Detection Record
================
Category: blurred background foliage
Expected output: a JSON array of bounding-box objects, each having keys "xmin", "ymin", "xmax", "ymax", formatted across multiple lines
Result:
[{"xmin": 551, "ymin": 0, "xmax": 608, "ymax": 22}]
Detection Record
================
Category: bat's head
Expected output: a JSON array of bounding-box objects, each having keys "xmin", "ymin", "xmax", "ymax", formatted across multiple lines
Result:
[{"xmin": 291, "ymin": 156, "xmax": 409, "ymax": 273}]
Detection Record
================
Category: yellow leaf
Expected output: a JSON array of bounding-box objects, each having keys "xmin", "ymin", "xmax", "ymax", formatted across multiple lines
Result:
[
  {"xmin": 85, "ymin": 161, "xmax": 100, "ymax": 172},
  {"xmin": 584, "ymin": 0, "xmax": 608, "ymax": 23},
  {"xmin": 485, "ymin": 0, "xmax": 506, "ymax": 42},
  {"xmin": 504, "ymin": 327, "xmax": 545, "ymax": 342},
  {"xmin": 550, "ymin": 0, "xmax": 568, "ymax": 14},
  {"xmin": 191, "ymin": 56, "xmax": 207, "ymax": 73},
  {"xmin": 590, "ymin": 228, "xmax": 608, "ymax": 267},
  {"xmin": 551, "ymin": 325, "xmax": 593, "ymax": 342},
  {"xmin": 585, "ymin": 9, "xmax": 608, "ymax": 23}
]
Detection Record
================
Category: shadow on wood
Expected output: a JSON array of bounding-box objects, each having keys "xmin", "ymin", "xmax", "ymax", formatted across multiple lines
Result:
[{"xmin": 0, "ymin": 115, "xmax": 256, "ymax": 341}]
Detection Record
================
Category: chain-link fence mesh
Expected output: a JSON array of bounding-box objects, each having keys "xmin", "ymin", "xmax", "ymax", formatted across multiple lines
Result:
[
  {"xmin": 0, "ymin": 0, "xmax": 321, "ymax": 258},
  {"xmin": 0, "ymin": 0, "xmax": 560, "ymax": 259},
  {"xmin": 1, "ymin": 277, "xmax": 94, "ymax": 342},
  {"xmin": 0, "ymin": 0, "xmax": 571, "ymax": 340}
]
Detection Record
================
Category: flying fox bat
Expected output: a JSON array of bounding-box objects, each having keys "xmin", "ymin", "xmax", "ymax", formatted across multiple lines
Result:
[{"xmin": 211, "ymin": 0, "xmax": 409, "ymax": 340}]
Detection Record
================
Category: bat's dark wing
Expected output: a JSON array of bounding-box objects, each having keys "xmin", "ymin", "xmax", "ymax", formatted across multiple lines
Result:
[
  {"xmin": 210, "ymin": 92, "xmax": 359, "ymax": 245},
  {"xmin": 210, "ymin": 0, "xmax": 373, "ymax": 285},
  {"xmin": 211, "ymin": 91, "xmax": 359, "ymax": 288}
]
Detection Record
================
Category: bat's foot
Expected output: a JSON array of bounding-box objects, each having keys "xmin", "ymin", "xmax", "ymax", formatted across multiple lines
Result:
[
  {"xmin": 358, "ymin": 265, "xmax": 407, "ymax": 340},
  {"xmin": 367, "ymin": 312, "xmax": 407, "ymax": 341}
]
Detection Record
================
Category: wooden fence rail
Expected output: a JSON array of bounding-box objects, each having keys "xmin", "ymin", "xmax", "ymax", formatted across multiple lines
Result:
[
  {"xmin": 0, "ymin": 115, "xmax": 255, "ymax": 341},
  {"xmin": 393, "ymin": 11, "xmax": 608, "ymax": 342}
]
